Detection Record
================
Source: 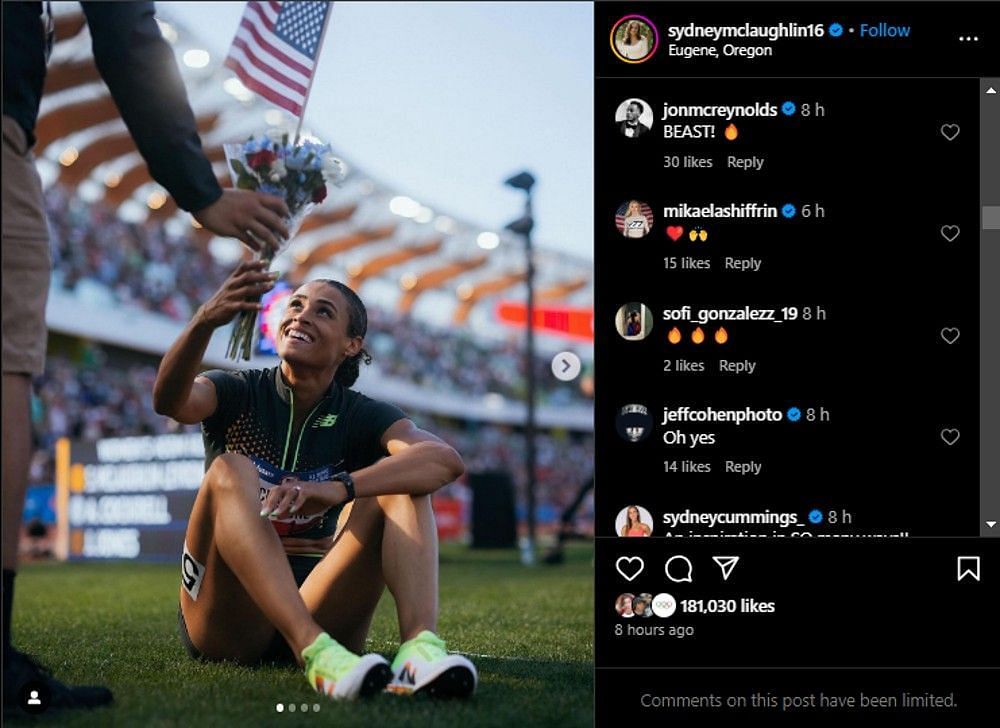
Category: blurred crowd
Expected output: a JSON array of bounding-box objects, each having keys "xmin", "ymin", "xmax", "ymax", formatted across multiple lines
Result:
[
  {"xmin": 44, "ymin": 185, "xmax": 592, "ymax": 406},
  {"xmin": 33, "ymin": 185, "xmax": 594, "ymax": 527},
  {"xmin": 46, "ymin": 185, "xmax": 232, "ymax": 322},
  {"xmin": 29, "ymin": 346, "xmax": 594, "ymax": 528}
]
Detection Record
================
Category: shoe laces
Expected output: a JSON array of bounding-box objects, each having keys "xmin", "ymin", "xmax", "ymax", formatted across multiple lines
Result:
[
  {"xmin": 305, "ymin": 635, "xmax": 359, "ymax": 678},
  {"xmin": 400, "ymin": 631, "xmax": 448, "ymax": 663}
]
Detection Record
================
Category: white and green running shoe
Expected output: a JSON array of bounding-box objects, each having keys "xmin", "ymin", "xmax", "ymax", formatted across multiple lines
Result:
[
  {"xmin": 385, "ymin": 630, "xmax": 477, "ymax": 698},
  {"xmin": 302, "ymin": 632, "xmax": 391, "ymax": 700}
]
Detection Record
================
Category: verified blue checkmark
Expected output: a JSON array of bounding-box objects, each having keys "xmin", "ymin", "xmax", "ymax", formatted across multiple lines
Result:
[
  {"xmin": 786, "ymin": 407, "xmax": 802, "ymax": 422},
  {"xmin": 781, "ymin": 101, "xmax": 796, "ymax": 116},
  {"xmin": 828, "ymin": 23, "xmax": 844, "ymax": 37},
  {"xmin": 781, "ymin": 204, "xmax": 797, "ymax": 218},
  {"xmin": 808, "ymin": 509, "xmax": 824, "ymax": 524}
]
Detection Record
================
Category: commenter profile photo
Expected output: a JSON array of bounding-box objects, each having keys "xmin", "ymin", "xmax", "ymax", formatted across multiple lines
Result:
[
  {"xmin": 615, "ymin": 98, "xmax": 653, "ymax": 138},
  {"xmin": 615, "ymin": 200, "xmax": 654, "ymax": 239},
  {"xmin": 616, "ymin": 504, "xmax": 653, "ymax": 537},
  {"xmin": 616, "ymin": 302, "xmax": 653, "ymax": 341}
]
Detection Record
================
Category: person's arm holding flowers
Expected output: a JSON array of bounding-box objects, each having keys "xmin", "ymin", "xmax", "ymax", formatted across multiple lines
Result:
[{"xmin": 224, "ymin": 133, "xmax": 346, "ymax": 359}]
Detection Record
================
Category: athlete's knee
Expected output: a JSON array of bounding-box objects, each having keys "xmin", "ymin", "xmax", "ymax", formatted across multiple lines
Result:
[
  {"xmin": 377, "ymin": 492, "xmax": 430, "ymax": 510},
  {"xmin": 375, "ymin": 493, "xmax": 434, "ymax": 525},
  {"xmin": 205, "ymin": 453, "xmax": 259, "ymax": 495}
]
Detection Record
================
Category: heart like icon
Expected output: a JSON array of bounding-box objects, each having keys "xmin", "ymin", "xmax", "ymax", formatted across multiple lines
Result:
[
  {"xmin": 940, "ymin": 225, "xmax": 960, "ymax": 242},
  {"xmin": 940, "ymin": 328, "xmax": 960, "ymax": 345},
  {"xmin": 615, "ymin": 556, "xmax": 644, "ymax": 582},
  {"xmin": 666, "ymin": 226, "xmax": 684, "ymax": 241},
  {"xmin": 940, "ymin": 428, "xmax": 960, "ymax": 446},
  {"xmin": 940, "ymin": 124, "xmax": 960, "ymax": 141}
]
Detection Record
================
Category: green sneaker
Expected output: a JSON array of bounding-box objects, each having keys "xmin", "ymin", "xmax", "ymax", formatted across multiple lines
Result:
[
  {"xmin": 385, "ymin": 631, "xmax": 477, "ymax": 698},
  {"xmin": 302, "ymin": 632, "xmax": 391, "ymax": 700}
]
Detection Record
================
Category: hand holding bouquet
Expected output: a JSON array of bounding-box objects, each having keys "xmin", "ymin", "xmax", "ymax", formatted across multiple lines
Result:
[{"xmin": 224, "ymin": 133, "xmax": 346, "ymax": 360}]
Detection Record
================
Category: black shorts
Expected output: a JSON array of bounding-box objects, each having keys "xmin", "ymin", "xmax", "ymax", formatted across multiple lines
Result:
[{"xmin": 177, "ymin": 554, "xmax": 321, "ymax": 665}]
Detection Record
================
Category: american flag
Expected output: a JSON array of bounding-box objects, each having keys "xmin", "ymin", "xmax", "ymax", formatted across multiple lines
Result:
[{"xmin": 224, "ymin": 1, "xmax": 332, "ymax": 118}]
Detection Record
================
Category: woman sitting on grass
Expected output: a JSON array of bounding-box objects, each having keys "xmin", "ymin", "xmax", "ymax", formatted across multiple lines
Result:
[{"xmin": 153, "ymin": 260, "xmax": 476, "ymax": 700}]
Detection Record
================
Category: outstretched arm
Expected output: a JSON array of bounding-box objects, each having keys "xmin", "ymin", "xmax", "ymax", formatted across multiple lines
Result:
[
  {"xmin": 82, "ymin": 2, "xmax": 289, "ymax": 250},
  {"xmin": 153, "ymin": 260, "xmax": 274, "ymax": 422}
]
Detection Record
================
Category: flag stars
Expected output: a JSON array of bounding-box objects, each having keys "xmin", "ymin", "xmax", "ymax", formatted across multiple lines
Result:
[{"xmin": 275, "ymin": 1, "xmax": 327, "ymax": 57}]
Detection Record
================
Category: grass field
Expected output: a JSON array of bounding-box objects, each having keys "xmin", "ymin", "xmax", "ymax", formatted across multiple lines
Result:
[{"xmin": 8, "ymin": 543, "xmax": 593, "ymax": 727}]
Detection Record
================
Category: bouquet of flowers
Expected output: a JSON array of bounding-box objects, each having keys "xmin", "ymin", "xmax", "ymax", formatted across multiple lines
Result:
[{"xmin": 223, "ymin": 132, "xmax": 346, "ymax": 360}]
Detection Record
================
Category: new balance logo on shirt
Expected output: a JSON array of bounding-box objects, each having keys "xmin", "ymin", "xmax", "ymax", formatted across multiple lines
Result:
[{"xmin": 312, "ymin": 414, "xmax": 338, "ymax": 428}]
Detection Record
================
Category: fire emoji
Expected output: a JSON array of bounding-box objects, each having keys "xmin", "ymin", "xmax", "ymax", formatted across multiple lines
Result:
[
  {"xmin": 668, "ymin": 327, "xmax": 682, "ymax": 344},
  {"xmin": 715, "ymin": 327, "xmax": 729, "ymax": 344},
  {"xmin": 724, "ymin": 124, "xmax": 739, "ymax": 141},
  {"xmin": 691, "ymin": 327, "xmax": 705, "ymax": 344}
]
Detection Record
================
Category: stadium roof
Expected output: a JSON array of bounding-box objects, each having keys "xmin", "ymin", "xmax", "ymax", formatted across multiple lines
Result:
[{"xmin": 37, "ymin": 7, "xmax": 594, "ymax": 341}]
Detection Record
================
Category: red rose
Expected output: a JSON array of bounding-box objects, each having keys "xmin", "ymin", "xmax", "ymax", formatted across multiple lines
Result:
[
  {"xmin": 311, "ymin": 184, "xmax": 327, "ymax": 203},
  {"xmin": 248, "ymin": 149, "xmax": 276, "ymax": 169}
]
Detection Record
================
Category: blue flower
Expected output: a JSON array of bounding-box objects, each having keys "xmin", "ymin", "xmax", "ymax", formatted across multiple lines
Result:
[{"xmin": 242, "ymin": 138, "xmax": 265, "ymax": 154}]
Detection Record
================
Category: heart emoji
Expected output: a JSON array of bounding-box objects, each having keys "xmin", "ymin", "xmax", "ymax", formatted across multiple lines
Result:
[
  {"xmin": 940, "ymin": 428, "xmax": 960, "ymax": 446},
  {"xmin": 615, "ymin": 556, "xmax": 644, "ymax": 582},
  {"xmin": 940, "ymin": 124, "xmax": 960, "ymax": 141},
  {"xmin": 940, "ymin": 328, "xmax": 960, "ymax": 344},
  {"xmin": 940, "ymin": 225, "xmax": 960, "ymax": 242},
  {"xmin": 667, "ymin": 226, "xmax": 684, "ymax": 241}
]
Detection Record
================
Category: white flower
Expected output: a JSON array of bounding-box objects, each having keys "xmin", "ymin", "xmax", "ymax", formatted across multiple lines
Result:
[
  {"xmin": 269, "ymin": 159, "xmax": 287, "ymax": 182},
  {"xmin": 322, "ymin": 156, "xmax": 346, "ymax": 183}
]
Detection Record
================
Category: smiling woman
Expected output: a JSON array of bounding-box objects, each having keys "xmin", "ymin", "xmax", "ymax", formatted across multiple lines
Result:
[{"xmin": 151, "ymin": 261, "xmax": 476, "ymax": 701}]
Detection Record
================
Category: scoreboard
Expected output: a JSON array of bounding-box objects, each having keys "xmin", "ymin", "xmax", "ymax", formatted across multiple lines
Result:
[{"xmin": 55, "ymin": 433, "xmax": 204, "ymax": 562}]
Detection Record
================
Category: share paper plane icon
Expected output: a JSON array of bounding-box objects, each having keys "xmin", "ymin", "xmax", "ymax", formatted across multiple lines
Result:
[{"xmin": 712, "ymin": 556, "xmax": 740, "ymax": 581}]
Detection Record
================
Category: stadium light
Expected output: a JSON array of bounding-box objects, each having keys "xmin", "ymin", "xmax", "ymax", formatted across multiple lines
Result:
[
  {"xmin": 504, "ymin": 171, "xmax": 536, "ymax": 192},
  {"xmin": 389, "ymin": 196, "xmax": 421, "ymax": 218},
  {"xmin": 146, "ymin": 190, "xmax": 167, "ymax": 210},
  {"xmin": 58, "ymin": 146, "xmax": 78, "ymax": 166},
  {"xmin": 182, "ymin": 49, "xmax": 210, "ymax": 68},
  {"xmin": 223, "ymin": 77, "xmax": 254, "ymax": 102},
  {"xmin": 504, "ymin": 169, "xmax": 538, "ymax": 565},
  {"xmin": 476, "ymin": 232, "xmax": 500, "ymax": 250},
  {"xmin": 505, "ymin": 215, "xmax": 534, "ymax": 237}
]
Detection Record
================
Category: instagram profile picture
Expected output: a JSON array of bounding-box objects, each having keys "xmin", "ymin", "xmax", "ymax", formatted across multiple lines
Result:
[
  {"xmin": 616, "ymin": 504, "xmax": 653, "ymax": 537},
  {"xmin": 615, "ymin": 98, "xmax": 653, "ymax": 138},
  {"xmin": 616, "ymin": 200, "xmax": 654, "ymax": 239},
  {"xmin": 616, "ymin": 403, "xmax": 652, "ymax": 443},
  {"xmin": 651, "ymin": 593, "xmax": 677, "ymax": 618},
  {"xmin": 632, "ymin": 593, "xmax": 654, "ymax": 618},
  {"xmin": 616, "ymin": 302, "xmax": 653, "ymax": 341},
  {"xmin": 615, "ymin": 593, "xmax": 636, "ymax": 618},
  {"xmin": 610, "ymin": 15, "xmax": 658, "ymax": 63}
]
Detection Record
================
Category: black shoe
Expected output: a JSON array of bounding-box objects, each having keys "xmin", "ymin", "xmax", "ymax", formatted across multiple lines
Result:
[{"xmin": 4, "ymin": 649, "xmax": 113, "ymax": 713}]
